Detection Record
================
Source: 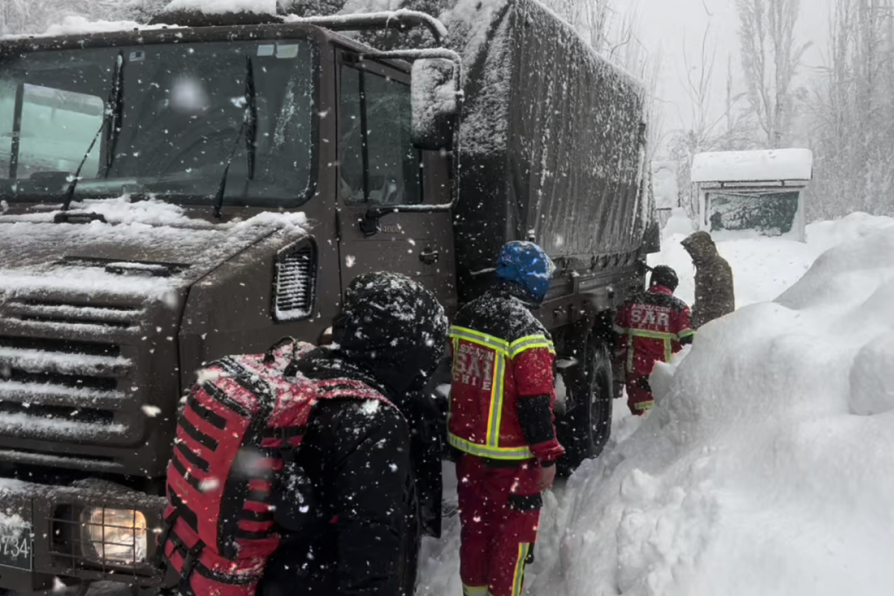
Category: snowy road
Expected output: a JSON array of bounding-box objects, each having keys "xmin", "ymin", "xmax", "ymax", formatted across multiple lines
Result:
[{"xmin": 417, "ymin": 410, "xmax": 633, "ymax": 596}]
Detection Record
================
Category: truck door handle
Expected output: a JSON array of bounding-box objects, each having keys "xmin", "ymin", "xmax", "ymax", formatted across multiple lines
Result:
[{"xmin": 419, "ymin": 247, "xmax": 439, "ymax": 265}]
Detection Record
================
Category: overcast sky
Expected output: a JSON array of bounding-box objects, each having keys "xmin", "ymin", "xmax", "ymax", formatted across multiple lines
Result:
[{"xmin": 618, "ymin": 0, "xmax": 832, "ymax": 150}]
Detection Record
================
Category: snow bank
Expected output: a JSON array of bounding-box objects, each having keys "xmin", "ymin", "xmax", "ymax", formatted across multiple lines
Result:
[
  {"xmin": 529, "ymin": 223, "xmax": 894, "ymax": 596},
  {"xmin": 648, "ymin": 211, "xmax": 894, "ymax": 309},
  {"xmin": 803, "ymin": 211, "xmax": 894, "ymax": 256}
]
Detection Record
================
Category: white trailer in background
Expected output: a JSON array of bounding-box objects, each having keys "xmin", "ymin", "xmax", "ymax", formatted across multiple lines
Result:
[{"xmin": 691, "ymin": 148, "xmax": 813, "ymax": 241}]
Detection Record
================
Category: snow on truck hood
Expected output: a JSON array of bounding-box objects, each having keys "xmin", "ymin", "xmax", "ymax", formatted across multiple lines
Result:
[{"xmin": 0, "ymin": 197, "xmax": 308, "ymax": 301}]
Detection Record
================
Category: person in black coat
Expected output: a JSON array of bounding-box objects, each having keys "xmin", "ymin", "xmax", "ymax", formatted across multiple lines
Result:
[
  {"xmin": 258, "ymin": 272, "xmax": 448, "ymax": 596},
  {"xmin": 681, "ymin": 231, "xmax": 735, "ymax": 329}
]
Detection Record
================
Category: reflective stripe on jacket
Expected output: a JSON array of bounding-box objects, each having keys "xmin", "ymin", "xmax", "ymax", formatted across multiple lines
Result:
[
  {"xmin": 615, "ymin": 285, "xmax": 693, "ymax": 376},
  {"xmin": 448, "ymin": 325, "xmax": 556, "ymax": 460}
]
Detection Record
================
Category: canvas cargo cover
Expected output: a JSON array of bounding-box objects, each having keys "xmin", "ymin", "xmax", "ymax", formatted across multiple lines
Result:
[{"xmin": 445, "ymin": 0, "xmax": 650, "ymax": 294}]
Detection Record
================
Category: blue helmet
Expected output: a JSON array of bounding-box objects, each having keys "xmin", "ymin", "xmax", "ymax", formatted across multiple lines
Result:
[{"xmin": 495, "ymin": 241, "xmax": 556, "ymax": 304}]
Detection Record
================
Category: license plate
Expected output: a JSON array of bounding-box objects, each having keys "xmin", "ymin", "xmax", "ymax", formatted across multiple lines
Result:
[{"xmin": 0, "ymin": 525, "xmax": 32, "ymax": 571}]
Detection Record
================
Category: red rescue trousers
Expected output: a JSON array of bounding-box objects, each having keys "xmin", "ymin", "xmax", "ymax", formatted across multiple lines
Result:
[
  {"xmin": 456, "ymin": 454, "xmax": 542, "ymax": 596},
  {"xmin": 624, "ymin": 371, "xmax": 654, "ymax": 415}
]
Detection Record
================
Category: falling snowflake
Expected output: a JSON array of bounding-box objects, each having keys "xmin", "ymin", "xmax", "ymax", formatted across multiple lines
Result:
[{"xmin": 199, "ymin": 478, "xmax": 220, "ymax": 493}]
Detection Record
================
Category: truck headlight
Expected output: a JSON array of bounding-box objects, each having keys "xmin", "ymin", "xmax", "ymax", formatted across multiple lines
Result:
[{"xmin": 79, "ymin": 508, "xmax": 148, "ymax": 564}]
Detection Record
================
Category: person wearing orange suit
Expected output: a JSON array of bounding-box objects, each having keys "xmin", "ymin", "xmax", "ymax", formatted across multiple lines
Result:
[
  {"xmin": 614, "ymin": 265, "xmax": 694, "ymax": 415},
  {"xmin": 448, "ymin": 241, "xmax": 565, "ymax": 596}
]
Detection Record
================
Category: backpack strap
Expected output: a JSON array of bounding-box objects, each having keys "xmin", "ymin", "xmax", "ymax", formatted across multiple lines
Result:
[
  {"xmin": 216, "ymin": 357, "xmax": 276, "ymax": 421},
  {"xmin": 156, "ymin": 511, "xmax": 205, "ymax": 581},
  {"xmin": 276, "ymin": 378, "xmax": 401, "ymax": 467},
  {"xmin": 313, "ymin": 378, "xmax": 400, "ymax": 414},
  {"xmin": 263, "ymin": 336, "xmax": 299, "ymax": 365}
]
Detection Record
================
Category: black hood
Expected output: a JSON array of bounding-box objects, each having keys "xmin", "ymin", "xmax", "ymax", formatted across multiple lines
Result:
[
  {"xmin": 296, "ymin": 272, "xmax": 448, "ymax": 403},
  {"xmin": 681, "ymin": 231, "xmax": 718, "ymax": 264}
]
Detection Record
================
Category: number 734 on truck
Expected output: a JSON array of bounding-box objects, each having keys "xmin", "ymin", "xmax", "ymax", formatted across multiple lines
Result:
[{"xmin": 0, "ymin": 1, "xmax": 658, "ymax": 593}]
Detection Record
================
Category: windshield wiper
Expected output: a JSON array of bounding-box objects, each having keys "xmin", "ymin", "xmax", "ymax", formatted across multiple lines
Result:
[
  {"xmin": 61, "ymin": 53, "xmax": 124, "ymax": 212},
  {"xmin": 212, "ymin": 121, "xmax": 247, "ymax": 219},
  {"xmin": 212, "ymin": 55, "xmax": 257, "ymax": 218},
  {"xmin": 102, "ymin": 52, "xmax": 126, "ymax": 176},
  {"xmin": 244, "ymin": 55, "xmax": 257, "ymax": 180},
  {"xmin": 59, "ymin": 121, "xmax": 105, "ymax": 212}
]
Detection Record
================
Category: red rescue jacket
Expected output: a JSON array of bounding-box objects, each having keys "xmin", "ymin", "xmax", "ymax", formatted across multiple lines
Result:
[
  {"xmin": 448, "ymin": 286, "xmax": 565, "ymax": 463},
  {"xmin": 615, "ymin": 285, "xmax": 694, "ymax": 376}
]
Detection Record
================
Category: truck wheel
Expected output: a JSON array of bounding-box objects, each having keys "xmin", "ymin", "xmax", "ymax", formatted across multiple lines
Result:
[
  {"xmin": 556, "ymin": 342, "xmax": 613, "ymax": 475},
  {"xmin": 587, "ymin": 343, "xmax": 614, "ymax": 457}
]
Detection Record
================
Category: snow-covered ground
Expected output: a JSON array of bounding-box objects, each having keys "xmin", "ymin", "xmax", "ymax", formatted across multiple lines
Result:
[
  {"xmin": 649, "ymin": 208, "xmax": 894, "ymax": 308},
  {"xmin": 419, "ymin": 211, "xmax": 894, "ymax": 596}
]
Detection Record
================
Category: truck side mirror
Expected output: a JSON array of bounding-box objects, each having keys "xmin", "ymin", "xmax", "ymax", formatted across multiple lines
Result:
[{"xmin": 411, "ymin": 58, "xmax": 460, "ymax": 150}]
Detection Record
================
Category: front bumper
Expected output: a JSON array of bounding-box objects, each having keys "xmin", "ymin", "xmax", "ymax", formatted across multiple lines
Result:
[{"xmin": 0, "ymin": 480, "xmax": 167, "ymax": 593}]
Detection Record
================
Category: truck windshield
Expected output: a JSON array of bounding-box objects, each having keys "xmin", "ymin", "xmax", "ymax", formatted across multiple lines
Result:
[{"xmin": 0, "ymin": 39, "xmax": 316, "ymax": 205}]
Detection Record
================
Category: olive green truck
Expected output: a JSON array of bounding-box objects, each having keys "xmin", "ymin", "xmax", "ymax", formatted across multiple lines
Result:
[{"xmin": 0, "ymin": 1, "xmax": 656, "ymax": 593}]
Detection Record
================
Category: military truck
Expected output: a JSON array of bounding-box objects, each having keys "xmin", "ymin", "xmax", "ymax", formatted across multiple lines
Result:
[{"xmin": 0, "ymin": 1, "xmax": 655, "ymax": 593}]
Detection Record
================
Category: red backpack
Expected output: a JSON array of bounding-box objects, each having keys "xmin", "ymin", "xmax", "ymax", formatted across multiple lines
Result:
[{"xmin": 159, "ymin": 340, "xmax": 391, "ymax": 596}]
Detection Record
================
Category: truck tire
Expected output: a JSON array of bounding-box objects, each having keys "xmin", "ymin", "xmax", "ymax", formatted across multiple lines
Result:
[{"xmin": 556, "ymin": 341, "xmax": 613, "ymax": 475}]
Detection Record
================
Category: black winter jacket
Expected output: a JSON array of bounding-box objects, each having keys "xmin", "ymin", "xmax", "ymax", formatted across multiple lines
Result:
[
  {"xmin": 258, "ymin": 272, "xmax": 448, "ymax": 596},
  {"xmin": 258, "ymin": 398, "xmax": 410, "ymax": 596}
]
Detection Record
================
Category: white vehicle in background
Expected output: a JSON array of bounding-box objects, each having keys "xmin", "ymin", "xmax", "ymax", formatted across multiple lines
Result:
[{"xmin": 691, "ymin": 148, "xmax": 814, "ymax": 241}]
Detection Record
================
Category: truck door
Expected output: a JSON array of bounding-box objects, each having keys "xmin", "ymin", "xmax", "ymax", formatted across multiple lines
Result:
[{"xmin": 336, "ymin": 52, "xmax": 456, "ymax": 315}]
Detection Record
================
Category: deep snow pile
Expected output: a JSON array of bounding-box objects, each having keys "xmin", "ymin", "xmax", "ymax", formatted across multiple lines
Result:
[
  {"xmin": 650, "ymin": 209, "xmax": 894, "ymax": 308},
  {"xmin": 419, "ymin": 212, "xmax": 894, "ymax": 596}
]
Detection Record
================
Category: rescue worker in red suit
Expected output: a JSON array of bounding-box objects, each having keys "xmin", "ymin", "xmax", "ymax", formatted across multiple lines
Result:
[
  {"xmin": 448, "ymin": 241, "xmax": 565, "ymax": 596},
  {"xmin": 614, "ymin": 265, "xmax": 694, "ymax": 415}
]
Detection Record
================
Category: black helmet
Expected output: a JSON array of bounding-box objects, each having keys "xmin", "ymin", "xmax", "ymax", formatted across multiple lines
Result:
[{"xmin": 650, "ymin": 265, "xmax": 679, "ymax": 292}]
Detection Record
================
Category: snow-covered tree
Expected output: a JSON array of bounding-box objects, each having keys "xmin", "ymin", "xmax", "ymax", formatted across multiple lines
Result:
[
  {"xmin": 665, "ymin": 23, "xmax": 755, "ymax": 218},
  {"xmin": 805, "ymin": 0, "xmax": 894, "ymax": 220},
  {"xmin": 735, "ymin": 0, "xmax": 810, "ymax": 148}
]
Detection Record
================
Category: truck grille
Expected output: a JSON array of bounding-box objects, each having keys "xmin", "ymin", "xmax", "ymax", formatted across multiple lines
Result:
[
  {"xmin": 0, "ymin": 293, "xmax": 171, "ymax": 474},
  {"xmin": 4, "ymin": 299, "xmax": 143, "ymax": 329},
  {"xmin": 273, "ymin": 241, "xmax": 316, "ymax": 321}
]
